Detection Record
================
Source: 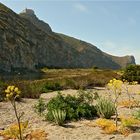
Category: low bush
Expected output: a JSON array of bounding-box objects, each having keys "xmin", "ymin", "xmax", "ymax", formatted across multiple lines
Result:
[
  {"xmin": 42, "ymin": 82, "xmax": 62, "ymax": 93},
  {"xmin": 34, "ymin": 98, "xmax": 46, "ymax": 116},
  {"xmin": 77, "ymin": 90, "xmax": 97, "ymax": 104},
  {"xmin": 45, "ymin": 91, "xmax": 97, "ymax": 122}
]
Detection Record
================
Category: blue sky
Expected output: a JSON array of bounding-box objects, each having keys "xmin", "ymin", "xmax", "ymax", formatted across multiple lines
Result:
[{"xmin": 1, "ymin": 0, "xmax": 140, "ymax": 64}]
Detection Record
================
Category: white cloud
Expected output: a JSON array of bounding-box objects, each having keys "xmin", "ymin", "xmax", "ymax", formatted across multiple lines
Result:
[{"xmin": 74, "ymin": 3, "xmax": 88, "ymax": 12}]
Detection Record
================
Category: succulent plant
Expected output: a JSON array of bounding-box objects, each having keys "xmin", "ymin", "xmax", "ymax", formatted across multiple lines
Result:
[
  {"xmin": 52, "ymin": 109, "xmax": 66, "ymax": 126},
  {"xmin": 95, "ymin": 97, "xmax": 115, "ymax": 119}
]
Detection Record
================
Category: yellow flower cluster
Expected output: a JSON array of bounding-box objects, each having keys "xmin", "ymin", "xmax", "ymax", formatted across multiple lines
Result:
[
  {"xmin": 95, "ymin": 118, "xmax": 117, "ymax": 134},
  {"xmin": 107, "ymin": 78, "xmax": 123, "ymax": 91},
  {"xmin": 5, "ymin": 86, "xmax": 21, "ymax": 100}
]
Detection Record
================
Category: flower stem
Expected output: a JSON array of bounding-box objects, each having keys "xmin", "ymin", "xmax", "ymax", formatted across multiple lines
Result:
[{"xmin": 12, "ymin": 100, "xmax": 23, "ymax": 140}]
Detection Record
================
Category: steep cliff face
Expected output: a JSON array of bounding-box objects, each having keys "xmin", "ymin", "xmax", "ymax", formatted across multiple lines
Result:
[
  {"xmin": 20, "ymin": 8, "xmax": 52, "ymax": 33},
  {"xmin": 0, "ymin": 3, "xmax": 135, "ymax": 73},
  {"xmin": 104, "ymin": 53, "xmax": 136, "ymax": 68}
]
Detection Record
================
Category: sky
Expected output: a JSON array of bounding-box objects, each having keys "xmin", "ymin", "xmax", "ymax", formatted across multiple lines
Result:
[{"xmin": 0, "ymin": 0, "xmax": 140, "ymax": 64}]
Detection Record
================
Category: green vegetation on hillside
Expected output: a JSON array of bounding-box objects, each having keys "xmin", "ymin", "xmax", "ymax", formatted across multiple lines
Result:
[{"xmin": 122, "ymin": 64, "xmax": 140, "ymax": 83}]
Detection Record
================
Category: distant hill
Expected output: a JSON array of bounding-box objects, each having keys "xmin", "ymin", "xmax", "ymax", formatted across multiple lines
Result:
[{"xmin": 0, "ymin": 3, "xmax": 135, "ymax": 73}]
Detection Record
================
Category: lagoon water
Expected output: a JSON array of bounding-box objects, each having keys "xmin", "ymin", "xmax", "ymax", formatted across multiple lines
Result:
[{"xmin": 0, "ymin": 73, "xmax": 45, "ymax": 82}]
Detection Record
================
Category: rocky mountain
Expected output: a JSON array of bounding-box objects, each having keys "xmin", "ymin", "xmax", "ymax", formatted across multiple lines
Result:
[{"xmin": 0, "ymin": 3, "xmax": 135, "ymax": 73}]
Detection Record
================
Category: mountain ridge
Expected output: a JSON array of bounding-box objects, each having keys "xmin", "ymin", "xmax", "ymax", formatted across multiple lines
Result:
[{"xmin": 0, "ymin": 3, "xmax": 135, "ymax": 73}]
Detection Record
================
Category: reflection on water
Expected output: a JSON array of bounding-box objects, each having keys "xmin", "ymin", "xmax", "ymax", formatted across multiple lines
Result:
[{"xmin": 0, "ymin": 73, "xmax": 44, "ymax": 82}]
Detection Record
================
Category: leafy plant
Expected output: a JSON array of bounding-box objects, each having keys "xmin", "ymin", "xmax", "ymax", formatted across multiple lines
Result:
[
  {"xmin": 46, "ymin": 91, "xmax": 97, "ymax": 122},
  {"xmin": 76, "ymin": 103, "xmax": 96, "ymax": 118},
  {"xmin": 95, "ymin": 97, "xmax": 115, "ymax": 119},
  {"xmin": 52, "ymin": 109, "xmax": 66, "ymax": 125},
  {"xmin": 42, "ymin": 82, "xmax": 62, "ymax": 93},
  {"xmin": 77, "ymin": 90, "xmax": 97, "ymax": 105},
  {"xmin": 34, "ymin": 98, "xmax": 46, "ymax": 116}
]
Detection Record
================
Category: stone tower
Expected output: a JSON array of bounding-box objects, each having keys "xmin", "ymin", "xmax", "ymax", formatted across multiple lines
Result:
[{"xmin": 20, "ymin": 8, "xmax": 35, "ymax": 15}]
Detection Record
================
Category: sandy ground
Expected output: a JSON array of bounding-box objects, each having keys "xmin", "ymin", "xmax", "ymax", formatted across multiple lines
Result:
[{"xmin": 1, "ymin": 85, "xmax": 140, "ymax": 140}]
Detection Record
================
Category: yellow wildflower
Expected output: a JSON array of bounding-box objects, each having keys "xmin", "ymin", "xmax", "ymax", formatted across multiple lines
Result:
[
  {"xmin": 5, "ymin": 89, "xmax": 10, "ymax": 93},
  {"xmin": 14, "ymin": 87, "xmax": 19, "ymax": 92},
  {"xmin": 5, "ymin": 86, "xmax": 21, "ymax": 100}
]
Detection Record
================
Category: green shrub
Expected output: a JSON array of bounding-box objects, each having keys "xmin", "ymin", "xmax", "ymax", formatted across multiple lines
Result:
[
  {"xmin": 42, "ymin": 82, "xmax": 62, "ymax": 93},
  {"xmin": 95, "ymin": 97, "xmax": 115, "ymax": 119},
  {"xmin": 76, "ymin": 103, "xmax": 96, "ymax": 118},
  {"xmin": 77, "ymin": 90, "xmax": 97, "ymax": 105},
  {"xmin": 52, "ymin": 109, "xmax": 66, "ymax": 126},
  {"xmin": 133, "ymin": 109, "xmax": 140, "ymax": 120},
  {"xmin": 46, "ymin": 91, "xmax": 97, "ymax": 122},
  {"xmin": 122, "ymin": 64, "xmax": 140, "ymax": 83},
  {"xmin": 64, "ymin": 79, "xmax": 76, "ymax": 89},
  {"xmin": 34, "ymin": 98, "xmax": 46, "ymax": 116}
]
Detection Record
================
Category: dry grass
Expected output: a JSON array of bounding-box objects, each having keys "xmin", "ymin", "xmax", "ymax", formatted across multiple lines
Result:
[{"xmin": 2, "ymin": 69, "xmax": 120, "ymax": 99}]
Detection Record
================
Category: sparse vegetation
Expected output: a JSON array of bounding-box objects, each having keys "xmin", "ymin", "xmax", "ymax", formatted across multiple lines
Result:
[
  {"xmin": 42, "ymin": 82, "xmax": 62, "ymax": 93},
  {"xmin": 1, "ymin": 68, "xmax": 140, "ymax": 139},
  {"xmin": 95, "ymin": 97, "xmax": 115, "ymax": 119},
  {"xmin": 34, "ymin": 98, "xmax": 46, "ymax": 116},
  {"xmin": 120, "ymin": 116, "xmax": 140, "ymax": 127},
  {"xmin": 0, "ymin": 69, "xmax": 119, "ymax": 99}
]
